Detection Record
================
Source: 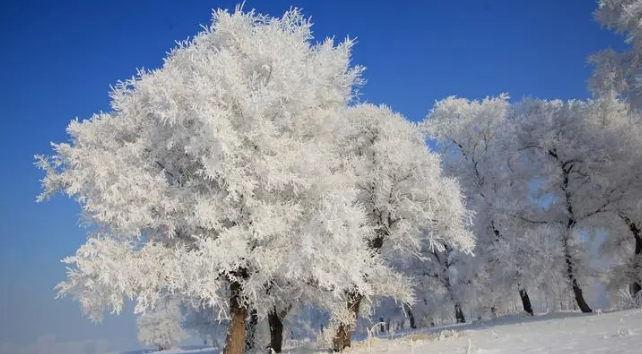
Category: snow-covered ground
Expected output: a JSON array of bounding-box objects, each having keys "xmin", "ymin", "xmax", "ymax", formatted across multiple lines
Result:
[{"xmin": 116, "ymin": 309, "xmax": 642, "ymax": 354}]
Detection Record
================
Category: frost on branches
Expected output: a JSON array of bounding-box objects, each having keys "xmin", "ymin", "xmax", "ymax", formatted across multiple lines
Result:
[
  {"xmin": 423, "ymin": 94, "xmax": 540, "ymax": 317},
  {"xmin": 509, "ymin": 97, "xmax": 641, "ymax": 313},
  {"xmin": 589, "ymin": 0, "xmax": 642, "ymax": 302},
  {"xmin": 35, "ymin": 7, "xmax": 405, "ymax": 354},
  {"xmin": 327, "ymin": 104, "xmax": 475, "ymax": 350},
  {"xmin": 583, "ymin": 102, "xmax": 642, "ymax": 303},
  {"xmin": 422, "ymin": 93, "xmax": 642, "ymax": 318},
  {"xmin": 590, "ymin": 0, "xmax": 642, "ymax": 108}
]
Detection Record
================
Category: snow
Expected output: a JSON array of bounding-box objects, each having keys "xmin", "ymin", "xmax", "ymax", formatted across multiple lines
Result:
[
  {"xmin": 107, "ymin": 309, "xmax": 642, "ymax": 354},
  {"xmin": 345, "ymin": 310, "xmax": 642, "ymax": 354}
]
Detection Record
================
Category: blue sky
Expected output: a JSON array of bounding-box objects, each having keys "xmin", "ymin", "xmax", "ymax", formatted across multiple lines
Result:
[{"xmin": 0, "ymin": 0, "xmax": 624, "ymax": 352}]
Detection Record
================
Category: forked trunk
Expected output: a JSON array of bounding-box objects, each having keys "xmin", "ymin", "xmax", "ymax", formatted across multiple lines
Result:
[
  {"xmin": 224, "ymin": 282, "xmax": 248, "ymax": 354},
  {"xmin": 518, "ymin": 288, "xmax": 534, "ymax": 315},
  {"xmin": 454, "ymin": 303, "xmax": 466, "ymax": 323},
  {"xmin": 332, "ymin": 292, "xmax": 363, "ymax": 352}
]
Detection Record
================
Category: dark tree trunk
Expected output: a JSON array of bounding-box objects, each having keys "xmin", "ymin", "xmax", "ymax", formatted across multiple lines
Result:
[
  {"xmin": 571, "ymin": 281, "xmax": 592, "ymax": 313},
  {"xmin": 244, "ymin": 307, "xmax": 259, "ymax": 352},
  {"xmin": 551, "ymin": 152, "xmax": 592, "ymax": 313},
  {"xmin": 633, "ymin": 227, "xmax": 642, "ymax": 297},
  {"xmin": 620, "ymin": 214, "xmax": 642, "ymax": 297},
  {"xmin": 332, "ymin": 292, "xmax": 363, "ymax": 352},
  {"xmin": 631, "ymin": 282, "xmax": 642, "ymax": 298},
  {"xmin": 403, "ymin": 304, "xmax": 416, "ymax": 329},
  {"xmin": 519, "ymin": 288, "xmax": 534, "ymax": 315},
  {"xmin": 224, "ymin": 282, "xmax": 248, "ymax": 354},
  {"xmin": 268, "ymin": 310, "xmax": 284, "ymax": 353},
  {"xmin": 563, "ymin": 243, "xmax": 592, "ymax": 313},
  {"xmin": 454, "ymin": 303, "xmax": 466, "ymax": 323},
  {"xmin": 561, "ymin": 237, "xmax": 592, "ymax": 313}
]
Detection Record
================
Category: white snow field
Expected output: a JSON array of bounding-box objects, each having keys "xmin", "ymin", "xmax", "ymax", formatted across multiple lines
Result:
[{"xmin": 111, "ymin": 309, "xmax": 642, "ymax": 354}]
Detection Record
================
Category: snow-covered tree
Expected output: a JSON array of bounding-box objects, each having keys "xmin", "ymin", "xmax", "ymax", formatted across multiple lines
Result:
[
  {"xmin": 413, "ymin": 244, "xmax": 477, "ymax": 323},
  {"xmin": 36, "ymin": 7, "xmax": 398, "ymax": 354},
  {"xmin": 590, "ymin": 0, "xmax": 642, "ymax": 109},
  {"xmin": 579, "ymin": 0, "xmax": 642, "ymax": 307},
  {"xmin": 584, "ymin": 100, "xmax": 642, "ymax": 301},
  {"xmin": 509, "ymin": 97, "xmax": 637, "ymax": 313},
  {"xmin": 423, "ymin": 94, "xmax": 540, "ymax": 316},
  {"xmin": 602, "ymin": 213, "xmax": 642, "ymax": 301},
  {"xmin": 137, "ymin": 298, "xmax": 187, "ymax": 351},
  {"xmin": 328, "ymin": 104, "xmax": 475, "ymax": 350}
]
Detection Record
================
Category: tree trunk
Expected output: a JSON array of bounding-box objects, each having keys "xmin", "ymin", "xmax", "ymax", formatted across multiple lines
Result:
[
  {"xmin": 632, "ymin": 227, "xmax": 642, "ymax": 297},
  {"xmin": 403, "ymin": 304, "xmax": 416, "ymax": 329},
  {"xmin": 268, "ymin": 310, "xmax": 284, "ymax": 353},
  {"xmin": 564, "ymin": 250, "xmax": 592, "ymax": 313},
  {"xmin": 224, "ymin": 282, "xmax": 248, "ymax": 354},
  {"xmin": 549, "ymin": 150, "xmax": 592, "ymax": 313},
  {"xmin": 519, "ymin": 288, "xmax": 534, "ymax": 315},
  {"xmin": 332, "ymin": 292, "xmax": 363, "ymax": 352},
  {"xmin": 620, "ymin": 214, "xmax": 642, "ymax": 297},
  {"xmin": 266, "ymin": 306, "xmax": 291, "ymax": 353},
  {"xmin": 570, "ymin": 281, "xmax": 592, "ymax": 313},
  {"xmin": 244, "ymin": 307, "xmax": 258, "ymax": 352},
  {"xmin": 454, "ymin": 303, "xmax": 466, "ymax": 323},
  {"xmin": 631, "ymin": 281, "xmax": 642, "ymax": 298},
  {"xmin": 563, "ymin": 242, "xmax": 592, "ymax": 313}
]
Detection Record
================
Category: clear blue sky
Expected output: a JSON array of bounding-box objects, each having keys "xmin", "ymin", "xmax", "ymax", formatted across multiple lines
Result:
[{"xmin": 0, "ymin": 0, "xmax": 624, "ymax": 352}]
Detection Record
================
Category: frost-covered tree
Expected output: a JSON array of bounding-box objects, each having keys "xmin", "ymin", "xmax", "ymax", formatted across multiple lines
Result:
[
  {"xmin": 413, "ymin": 244, "xmax": 476, "ymax": 323},
  {"xmin": 423, "ymin": 94, "xmax": 539, "ymax": 316},
  {"xmin": 589, "ymin": 0, "xmax": 642, "ymax": 301},
  {"xmin": 36, "ymin": 7, "xmax": 396, "ymax": 354},
  {"xmin": 329, "ymin": 104, "xmax": 475, "ymax": 350},
  {"xmin": 584, "ymin": 100, "xmax": 642, "ymax": 301},
  {"xmin": 509, "ymin": 97, "xmax": 637, "ymax": 313},
  {"xmin": 590, "ymin": 0, "xmax": 642, "ymax": 109},
  {"xmin": 137, "ymin": 298, "xmax": 187, "ymax": 351}
]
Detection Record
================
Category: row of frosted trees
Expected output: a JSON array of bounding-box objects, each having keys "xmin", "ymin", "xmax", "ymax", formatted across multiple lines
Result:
[{"xmin": 36, "ymin": 1, "xmax": 642, "ymax": 353}]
